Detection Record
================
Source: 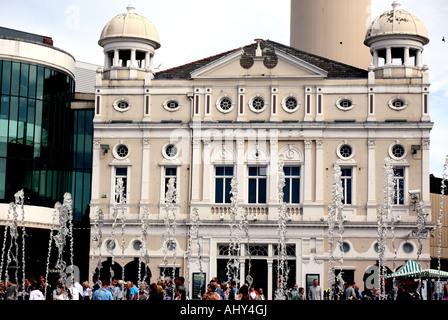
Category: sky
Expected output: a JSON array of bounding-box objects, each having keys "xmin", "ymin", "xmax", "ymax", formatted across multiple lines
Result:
[{"xmin": 1, "ymin": 0, "xmax": 447, "ymax": 176}]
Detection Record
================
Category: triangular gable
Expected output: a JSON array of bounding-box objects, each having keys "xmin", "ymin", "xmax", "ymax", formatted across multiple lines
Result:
[{"xmin": 190, "ymin": 47, "xmax": 328, "ymax": 80}]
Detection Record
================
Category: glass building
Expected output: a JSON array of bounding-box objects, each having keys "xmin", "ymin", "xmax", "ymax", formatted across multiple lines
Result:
[{"xmin": 0, "ymin": 27, "xmax": 94, "ymax": 225}]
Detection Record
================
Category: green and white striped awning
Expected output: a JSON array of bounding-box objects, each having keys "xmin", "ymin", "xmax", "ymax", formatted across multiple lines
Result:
[
  {"xmin": 387, "ymin": 260, "xmax": 422, "ymax": 278},
  {"xmin": 387, "ymin": 260, "xmax": 448, "ymax": 279}
]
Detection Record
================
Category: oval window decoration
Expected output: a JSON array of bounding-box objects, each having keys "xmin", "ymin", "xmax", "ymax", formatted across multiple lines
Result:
[
  {"xmin": 281, "ymin": 95, "xmax": 300, "ymax": 113},
  {"xmin": 113, "ymin": 98, "xmax": 131, "ymax": 112},
  {"xmin": 388, "ymin": 97, "xmax": 408, "ymax": 110},
  {"xmin": 163, "ymin": 98, "xmax": 181, "ymax": 112},
  {"xmin": 336, "ymin": 97, "xmax": 355, "ymax": 111}
]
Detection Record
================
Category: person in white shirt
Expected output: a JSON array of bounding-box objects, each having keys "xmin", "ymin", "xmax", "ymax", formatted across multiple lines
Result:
[{"xmin": 29, "ymin": 283, "xmax": 44, "ymax": 300}]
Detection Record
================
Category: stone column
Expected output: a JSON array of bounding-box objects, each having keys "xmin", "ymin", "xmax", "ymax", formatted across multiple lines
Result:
[
  {"xmin": 236, "ymin": 138, "xmax": 245, "ymax": 203},
  {"xmin": 315, "ymin": 140, "xmax": 323, "ymax": 204},
  {"xmin": 140, "ymin": 140, "xmax": 150, "ymax": 214},
  {"xmin": 385, "ymin": 47, "xmax": 392, "ymax": 65},
  {"xmin": 191, "ymin": 138, "xmax": 201, "ymax": 203},
  {"xmin": 303, "ymin": 140, "xmax": 313, "ymax": 205},
  {"xmin": 202, "ymin": 139, "xmax": 212, "ymax": 202},
  {"xmin": 367, "ymin": 139, "xmax": 377, "ymax": 221},
  {"xmin": 422, "ymin": 139, "xmax": 431, "ymax": 206},
  {"xmin": 91, "ymin": 140, "xmax": 101, "ymax": 208}
]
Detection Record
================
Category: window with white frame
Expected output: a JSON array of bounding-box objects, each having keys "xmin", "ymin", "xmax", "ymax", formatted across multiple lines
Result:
[
  {"xmin": 248, "ymin": 166, "xmax": 267, "ymax": 204},
  {"xmin": 114, "ymin": 167, "xmax": 128, "ymax": 203},
  {"xmin": 164, "ymin": 167, "xmax": 178, "ymax": 203},
  {"xmin": 283, "ymin": 166, "xmax": 301, "ymax": 204},
  {"xmin": 215, "ymin": 166, "xmax": 234, "ymax": 203},
  {"xmin": 341, "ymin": 167, "xmax": 352, "ymax": 205},
  {"xmin": 393, "ymin": 167, "xmax": 405, "ymax": 205}
]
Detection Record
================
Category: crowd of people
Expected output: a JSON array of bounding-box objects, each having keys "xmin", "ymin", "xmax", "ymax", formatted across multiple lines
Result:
[
  {"xmin": 0, "ymin": 275, "xmax": 188, "ymax": 301},
  {"xmin": 1, "ymin": 275, "xmax": 448, "ymax": 301}
]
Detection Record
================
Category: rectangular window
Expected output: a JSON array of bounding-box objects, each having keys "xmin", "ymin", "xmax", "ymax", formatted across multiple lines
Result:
[
  {"xmin": 115, "ymin": 167, "xmax": 128, "ymax": 203},
  {"xmin": 164, "ymin": 167, "xmax": 177, "ymax": 202},
  {"xmin": 215, "ymin": 166, "xmax": 234, "ymax": 203},
  {"xmin": 393, "ymin": 168, "xmax": 405, "ymax": 205},
  {"xmin": 283, "ymin": 166, "xmax": 301, "ymax": 204},
  {"xmin": 341, "ymin": 168, "xmax": 352, "ymax": 205},
  {"xmin": 248, "ymin": 166, "xmax": 267, "ymax": 204}
]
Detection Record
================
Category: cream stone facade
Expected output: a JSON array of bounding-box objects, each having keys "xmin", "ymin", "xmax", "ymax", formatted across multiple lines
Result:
[{"xmin": 89, "ymin": 3, "xmax": 433, "ymax": 299}]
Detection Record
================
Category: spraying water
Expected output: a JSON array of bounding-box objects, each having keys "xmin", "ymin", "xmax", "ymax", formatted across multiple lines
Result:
[
  {"xmin": 435, "ymin": 155, "xmax": 448, "ymax": 299},
  {"xmin": 328, "ymin": 164, "xmax": 344, "ymax": 300}
]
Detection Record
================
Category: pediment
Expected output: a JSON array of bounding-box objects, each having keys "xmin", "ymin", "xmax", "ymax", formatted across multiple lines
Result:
[{"xmin": 190, "ymin": 48, "xmax": 328, "ymax": 80}]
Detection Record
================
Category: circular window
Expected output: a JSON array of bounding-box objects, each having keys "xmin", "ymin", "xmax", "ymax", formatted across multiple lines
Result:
[
  {"xmin": 403, "ymin": 242, "xmax": 414, "ymax": 253},
  {"xmin": 340, "ymin": 242, "xmax": 350, "ymax": 253},
  {"xmin": 113, "ymin": 98, "xmax": 131, "ymax": 112},
  {"xmin": 281, "ymin": 95, "xmax": 300, "ymax": 113},
  {"xmin": 389, "ymin": 143, "xmax": 407, "ymax": 160},
  {"xmin": 374, "ymin": 243, "xmax": 379, "ymax": 253},
  {"xmin": 163, "ymin": 98, "xmax": 181, "ymax": 112},
  {"xmin": 133, "ymin": 240, "xmax": 143, "ymax": 251},
  {"xmin": 166, "ymin": 240, "xmax": 176, "ymax": 251},
  {"xmin": 106, "ymin": 239, "xmax": 116, "ymax": 251},
  {"xmin": 337, "ymin": 143, "xmax": 354, "ymax": 160},
  {"xmin": 249, "ymin": 95, "xmax": 267, "ymax": 113},
  {"xmin": 216, "ymin": 96, "xmax": 234, "ymax": 113},
  {"xmin": 388, "ymin": 97, "xmax": 408, "ymax": 110},
  {"xmin": 163, "ymin": 144, "xmax": 178, "ymax": 159},
  {"xmin": 336, "ymin": 98, "xmax": 355, "ymax": 111},
  {"xmin": 113, "ymin": 143, "xmax": 130, "ymax": 160},
  {"xmin": 116, "ymin": 145, "xmax": 129, "ymax": 158}
]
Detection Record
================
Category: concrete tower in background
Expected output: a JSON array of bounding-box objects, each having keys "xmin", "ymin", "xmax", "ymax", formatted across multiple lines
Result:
[{"xmin": 290, "ymin": 0, "xmax": 372, "ymax": 70}]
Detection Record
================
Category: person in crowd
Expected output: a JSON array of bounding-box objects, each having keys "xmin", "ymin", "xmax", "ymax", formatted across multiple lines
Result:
[
  {"xmin": 39, "ymin": 275, "xmax": 52, "ymax": 300},
  {"xmin": 308, "ymin": 278, "xmax": 322, "ymax": 300},
  {"xmin": 442, "ymin": 284, "xmax": 448, "ymax": 300},
  {"xmin": 29, "ymin": 282, "xmax": 44, "ymax": 300},
  {"xmin": 6, "ymin": 279, "xmax": 18, "ymax": 300},
  {"xmin": 53, "ymin": 281, "xmax": 70, "ymax": 300},
  {"xmin": 202, "ymin": 283, "xmax": 221, "ymax": 300},
  {"xmin": 249, "ymin": 285, "xmax": 258, "ymax": 300},
  {"xmin": 227, "ymin": 280, "xmax": 238, "ymax": 300},
  {"xmin": 345, "ymin": 281, "xmax": 357, "ymax": 300},
  {"xmin": 255, "ymin": 287, "xmax": 266, "ymax": 300},
  {"xmin": 66, "ymin": 279, "xmax": 80, "ymax": 300},
  {"xmin": 82, "ymin": 281, "xmax": 91, "ymax": 300},
  {"xmin": 210, "ymin": 278, "xmax": 225, "ymax": 300},
  {"xmin": 290, "ymin": 284, "xmax": 301, "ymax": 300},
  {"xmin": 93, "ymin": 280, "xmax": 113, "ymax": 300},
  {"xmin": 220, "ymin": 282, "xmax": 228, "ymax": 300},
  {"xmin": 237, "ymin": 284, "xmax": 250, "ymax": 300},
  {"xmin": 148, "ymin": 283, "xmax": 164, "ymax": 301},
  {"xmin": 0, "ymin": 281, "xmax": 6, "ymax": 301},
  {"xmin": 175, "ymin": 286, "xmax": 186, "ymax": 300},
  {"xmin": 354, "ymin": 284, "xmax": 362, "ymax": 300}
]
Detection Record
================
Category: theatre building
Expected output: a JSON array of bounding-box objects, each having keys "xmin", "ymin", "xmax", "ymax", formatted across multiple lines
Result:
[{"xmin": 89, "ymin": 2, "xmax": 433, "ymax": 299}]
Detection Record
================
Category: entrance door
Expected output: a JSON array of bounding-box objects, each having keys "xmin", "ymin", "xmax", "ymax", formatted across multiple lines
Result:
[{"xmin": 245, "ymin": 259, "xmax": 268, "ymax": 298}]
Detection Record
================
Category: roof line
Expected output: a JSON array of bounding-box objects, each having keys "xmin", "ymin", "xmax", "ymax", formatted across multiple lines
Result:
[{"xmin": 156, "ymin": 46, "xmax": 246, "ymax": 74}]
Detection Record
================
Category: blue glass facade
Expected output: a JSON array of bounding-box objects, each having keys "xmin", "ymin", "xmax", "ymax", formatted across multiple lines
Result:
[{"xmin": 0, "ymin": 58, "xmax": 93, "ymax": 224}]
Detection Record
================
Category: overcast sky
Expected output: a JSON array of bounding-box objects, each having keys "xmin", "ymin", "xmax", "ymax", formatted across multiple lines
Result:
[{"xmin": 1, "ymin": 0, "xmax": 447, "ymax": 176}]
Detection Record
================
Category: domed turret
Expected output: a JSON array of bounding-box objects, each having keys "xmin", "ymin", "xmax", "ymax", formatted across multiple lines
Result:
[
  {"xmin": 98, "ymin": 5, "xmax": 160, "ymax": 79},
  {"xmin": 364, "ymin": 1, "xmax": 429, "ymax": 77}
]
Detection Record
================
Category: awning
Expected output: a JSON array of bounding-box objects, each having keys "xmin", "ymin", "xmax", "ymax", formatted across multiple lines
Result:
[
  {"xmin": 386, "ymin": 260, "xmax": 448, "ymax": 279},
  {"xmin": 386, "ymin": 260, "xmax": 422, "ymax": 278}
]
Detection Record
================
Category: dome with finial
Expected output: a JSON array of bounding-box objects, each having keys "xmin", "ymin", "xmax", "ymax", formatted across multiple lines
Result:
[
  {"xmin": 99, "ymin": 4, "xmax": 160, "ymax": 49},
  {"xmin": 365, "ymin": 1, "xmax": 429, "ymax": 46}
]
